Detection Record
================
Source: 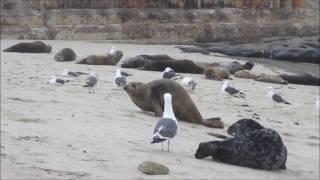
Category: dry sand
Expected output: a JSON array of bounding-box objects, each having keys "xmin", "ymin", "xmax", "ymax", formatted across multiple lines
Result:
[{"xmin": 1, "ymin": 39, "xmax": 319, "ymax": 179}]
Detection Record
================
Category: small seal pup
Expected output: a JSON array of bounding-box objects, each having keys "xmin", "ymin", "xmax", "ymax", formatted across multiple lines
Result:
[
  {"xmin": 123, "ymin": 79, "xmax": 224, "ymax": 128},
  {"xmin": 54, "ymin": 48, "xmax": 77, "ymax": 62},
  {"xmin": 151, "ymin": 93, "xmax": 178, "ymax": 152},
  {"xmin": 204, "ymin": 67, "xmax": 230, "ymax": 81},
  {"xmin": 3, "ymin": 41, "xmax": 52, "ymax": 53},
  {"xmin": 195, "ymin": 118, "xmax": 287, "ymax": 170},
  {"xmin": 75, "ymin": 51, "xmax": 123, "ymax": 65}
]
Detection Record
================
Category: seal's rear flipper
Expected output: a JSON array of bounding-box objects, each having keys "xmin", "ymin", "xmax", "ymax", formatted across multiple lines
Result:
[
  {"xmin": 207, "ymin": 132, "xmax": 228, "ymax": 139},
  {"xmin": 75, "ymin": 58, "xmax": 87, "ymax": 64},
  {"xmin": 75, "ymin": 72, "xmax": 89, "ymax": 75},
  {"xmin": 202, "ymin": 117, "xmax": 224, "ymax": 129}
]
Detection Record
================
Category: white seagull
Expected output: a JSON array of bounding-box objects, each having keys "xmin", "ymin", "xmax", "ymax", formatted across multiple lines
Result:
[
  {"xmin": 222, "ymin": 81, "xmax": 246, "ymax": 98},
  {"xmin": 113, "ymin": 68, "xmax": 127, "ymax": 88},
  {"xmin": 182, "ymin": 77, "xmax": 197, "ymax": 90},
  {"xmin": 151, "ymin": 93, "xmax": 178, "ymax": 152},
  {"xmin": 62, "ymin": 69, "xmax": 88, "ymax": 77},
  {"xmin": 267, "ymin": 86, "xmax": 291, "ymax": 106},
  {"xmin": 161, "ymin": 67, "xmax": 180, "ymax": 79},
  {"xmin": 48, "ymin": 76, "xmax": 69, "ymax": 86},
  {"xmin": 109, "ymin": 45, "xmax": 116, "ymax": 54},
  {"xmin": 83, "ymin": 72, "xmax": 98, "ymax": 94}
]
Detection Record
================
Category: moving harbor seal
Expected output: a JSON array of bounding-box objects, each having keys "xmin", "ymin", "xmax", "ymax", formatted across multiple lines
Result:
[
  {"xmin": 54, "ymin": 48, "xmax": 77, "ymax": 62},
  {"xmin": 195, "ymin": 119, "xmax": 287, "ymax": 170},
  {"xmin": 123, "ymin": 79, "xmax": 224, "ymax": 128},
  {"xmin": 3, "ymin": 41, "xmax": 52, "ymax": 53},
  {"xmin": 75, "ymin": 51, "xmax": 123, "ymax": 65}
]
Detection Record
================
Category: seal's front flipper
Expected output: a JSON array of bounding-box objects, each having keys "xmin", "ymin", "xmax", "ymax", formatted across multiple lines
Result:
[
  {"xmin": 151, "ymin": 100, "xmax": 163, "ymax": 117},
  {"xmin": 202, "ymin": 117, "xmax": 224, "ymax": 129}
]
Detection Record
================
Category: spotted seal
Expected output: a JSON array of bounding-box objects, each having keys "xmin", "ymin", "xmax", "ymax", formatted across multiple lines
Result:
[{"xmin": 195, "ymin": 119, "xmax": 287, "ymax": 170}]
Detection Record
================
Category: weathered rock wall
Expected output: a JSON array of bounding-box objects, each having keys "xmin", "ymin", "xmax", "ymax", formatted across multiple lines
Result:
[{"xmin": 1, "ymin": 0, "xmax": 319, "ymax": 43}]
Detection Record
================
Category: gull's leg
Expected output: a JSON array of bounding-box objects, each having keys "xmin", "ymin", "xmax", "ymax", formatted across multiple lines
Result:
[
  {"xmin": 167, "ymin": 140, "xmax": 170, "ymax": 152},
  {"xmin": 161, "ymin": 142, "xmax": 164, "ymax": 151}
]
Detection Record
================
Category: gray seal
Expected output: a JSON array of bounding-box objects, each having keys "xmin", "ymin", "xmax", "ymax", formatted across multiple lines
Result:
[
  {"xmin": 3, "ymin": 41, "xmax": 52, "ymax": 53},
  {"xmin": 195, "ymin": 119, "xmax": 287, "ymax": 170},
  {"xmin": 54, "ymin": 48, "xmax": 77, "ymax": 62}
]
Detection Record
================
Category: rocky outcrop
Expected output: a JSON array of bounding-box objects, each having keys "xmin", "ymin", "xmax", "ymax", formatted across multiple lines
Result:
[{"xmin": 1, "ymin": 1, "xmax": 319, "ymax": 43}]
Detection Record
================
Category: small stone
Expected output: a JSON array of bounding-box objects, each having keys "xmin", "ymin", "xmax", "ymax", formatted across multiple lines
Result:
[
  {"xmin": 83, "ymin": 150, "xmax": 87, "ymax": 153},
  {"xmin": 138, "ymin": 161, "xmax": 169, "ymax": 175},
  {"xmin": 294, "ymin": 122, "xmax": 300, "ymax": 125}
]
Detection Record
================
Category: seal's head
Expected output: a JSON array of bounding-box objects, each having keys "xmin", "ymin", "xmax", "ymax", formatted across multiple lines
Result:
[
  {"xmin": 123, "ymin": 82, "xmax": 144, "ymax": 94},
  {"xmin": 243, "ymin": 61, "xmax": 255, "ymax": 70},
  {"xmin": 227, "ymin": 119, "xmax": 264, "ymax": 137},
  {"xmin": 195, "ymin": 142, "xmax": 217, "ymax": 159},
  {"xmin": 46, "ymin": 45, "xmax": 52, "ymax": 53}
]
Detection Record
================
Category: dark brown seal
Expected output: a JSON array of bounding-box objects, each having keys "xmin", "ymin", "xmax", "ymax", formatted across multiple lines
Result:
[
  {"xmin": 279, "ymin": 73, "xmax": 320, "ymax": 86},
  {"xmin": 123, "ymin": 79, "xmax": 224, "ymax": 128},
  {"xmin": 3, "ymin": 41, "xmax": 52, "ymax": 53},
  {"xmin": 140, "ymin": 59, "xmax": 206, "ymax": 74},
  {"xmin": 75, "ymin": 51, "xmax": 123, "ymax": 65},
  {"xmin": 121, "ymin": 54, "xmax": 174, "ymax": 69},
  {"xmin": 54, "ymin": 48, "xmax": 77, "ymax": 62}
]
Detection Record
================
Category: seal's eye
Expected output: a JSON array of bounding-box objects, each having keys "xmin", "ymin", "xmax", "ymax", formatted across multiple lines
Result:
[{"xmin": 132, "ymin": 84, "xmax": 136, "ymax": 88}]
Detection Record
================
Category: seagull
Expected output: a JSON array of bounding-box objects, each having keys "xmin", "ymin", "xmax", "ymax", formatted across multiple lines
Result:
[
  {"xmin": 182, "ymin": 77, "xmax": 197, "ymax": 90},
  {"xmin": 83, "ymin": 72, "xmax": 98, "ymax": 94},
  {"xmin": 161, "ymin": 67, "xmax": 181, "ymax": 79},
  {"xmin": 267, "ymin": 86, "xmax": 291, "ymax": 106},
  {"xmin": 113, "ymin": 68, "xmax": 127, "ymax": 88},
  {"xmin": 222, "ymin": 81, "xmax": 246, "ymax": 98},
  {"xmin": 109, "ymin": 45, "xmax": 116, "ymax": 54},
  {"xmin": 120, "ymin": 70, "xmax": 132, "ymax": 77},
  {"xmin": 48, "ymin": 76, "xmax": 69, "ymax": 86},
  {"xmin": 62, "ymin": 69, "xmax": 88, "ymax": 77},
  {"xmin": 151, "ymin": 93, "xmax": 178, "ymax": 152}
]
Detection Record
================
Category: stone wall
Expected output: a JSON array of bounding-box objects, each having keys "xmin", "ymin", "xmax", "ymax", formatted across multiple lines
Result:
[{"xmin": 1, "ymin": 0, "xmax": 319, "ymax": 43}]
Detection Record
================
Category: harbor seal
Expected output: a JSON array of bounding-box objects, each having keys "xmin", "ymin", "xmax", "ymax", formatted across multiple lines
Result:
[
  {"xmin": 54, "ymin": 48, "xmax": 77, "ymax": 62},
  {"xmin": 195, "ymin": 119, "xmax": 287, "ymax": 170},
  {"xmin": 280, "ymin": 73, "xmax": 320, "ymax": 86},
  {"xmin": 234, "ymin": 70, "xmax": 257, "ymax": 79},
  {"xmin": 255, "ymin": 74, "xmax": 288, "ymax": 85},
  {"xmin": 123, "ymin": 79, "xmax": 224, "ymax": 128},
  {"xmin": 139, "ymin": 59, "xmax": 207, "ymax": 74},
  {"xmin": 204, "ymin": 67, "xmax": 230, "ymax": 81},
  {"xmin": 221, "ymin": 61, "xmax": 255, "ymax": 74},
  {"xmin": 121, "ymin": 54, "xmax": 174, "ymax": 69},
  {"xmin": 75, "ymin": 51, "xmax": 123, "ymax": 65},
  {"xmin": 3, "ymin": 41, "xmax": 52, "ymax": 53}
]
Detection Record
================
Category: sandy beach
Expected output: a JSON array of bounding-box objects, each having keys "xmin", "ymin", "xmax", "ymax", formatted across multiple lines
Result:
[{"xmin": 1, "ymin": 39, "xmax": 319, "ymax": 179}]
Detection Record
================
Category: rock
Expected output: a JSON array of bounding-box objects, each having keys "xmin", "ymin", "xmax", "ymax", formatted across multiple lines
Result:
[
  {"xmin": 138, "ymin": 161, "xmax": 169, "ymax": 175},
  {"xmin": 234, "ymin": 70, "xmax": 257, "ymax": 79}
]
